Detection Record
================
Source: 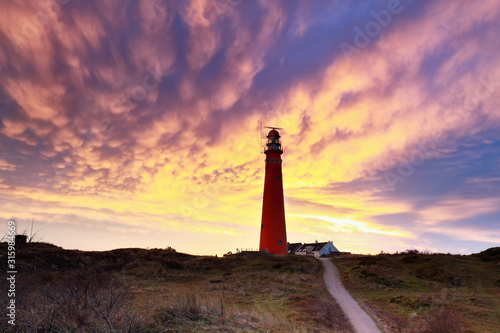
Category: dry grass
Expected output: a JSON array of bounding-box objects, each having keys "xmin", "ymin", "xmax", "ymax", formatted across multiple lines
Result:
[
  {"xmin": 0, "ymin": 243, "xmax": 352, "ymax": 332},
  {"xmin": 333, "ymin": 249, "xmax": 500, "ymax": 333}
]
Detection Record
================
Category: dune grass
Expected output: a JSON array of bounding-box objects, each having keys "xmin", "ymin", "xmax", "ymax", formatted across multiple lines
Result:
[
  {"xmin": 333, "ymin": 249, "xmax": 500, "ymax": 333},
  {"xmin": 0, "ymin": 243, "xmax": 352, "ymax": 332}
]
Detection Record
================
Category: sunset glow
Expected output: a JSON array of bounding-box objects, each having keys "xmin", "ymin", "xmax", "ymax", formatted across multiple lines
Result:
[{"xmin": 1, "ymin": 0, "xmax": 499, "ymax": 255}]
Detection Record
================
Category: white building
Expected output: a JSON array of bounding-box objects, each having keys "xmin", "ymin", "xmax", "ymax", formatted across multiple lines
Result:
[{"xmin": 293, "ymin": 241, "xmax": 339, "ymax": 258}]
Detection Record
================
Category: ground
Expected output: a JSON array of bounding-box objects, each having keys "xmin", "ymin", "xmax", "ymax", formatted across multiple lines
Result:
[
  {"xmin": 333, "ymin": 249, "xmax": 500, "ymax": 333},
  {"xmin": 0, "ymin": 243, "xmax": 353, "ymax": 332}
]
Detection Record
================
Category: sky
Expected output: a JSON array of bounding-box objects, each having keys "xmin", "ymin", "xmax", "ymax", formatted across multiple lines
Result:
[{"xmin": 1, "ymin": 0, "xmax": 499, "ymax": 256}]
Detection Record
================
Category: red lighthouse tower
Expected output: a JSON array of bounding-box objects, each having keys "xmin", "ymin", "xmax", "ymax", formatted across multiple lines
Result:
[{"xmin": 259, "ymin": 128, "xmax": 287, "ymax": 254}]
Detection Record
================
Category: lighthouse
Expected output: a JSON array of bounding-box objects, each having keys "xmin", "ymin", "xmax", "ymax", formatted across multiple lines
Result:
[{"xmin": 259, "ymin": 128, "xmax": 287, "ymax": 254}]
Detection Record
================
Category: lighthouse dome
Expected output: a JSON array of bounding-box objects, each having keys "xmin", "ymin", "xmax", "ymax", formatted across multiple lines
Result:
[
  {"xmin": 265, "ymin": 129, "xmax": 282, "ymax": 152},
  {"xmin": 268, "ymin": 129, "xmax": 280, "ymax": 137}
]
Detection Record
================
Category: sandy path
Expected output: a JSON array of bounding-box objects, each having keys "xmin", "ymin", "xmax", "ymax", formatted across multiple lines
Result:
[{"xmin": 319, "ymin": 258, "xmax": 382, "ymax": 333}]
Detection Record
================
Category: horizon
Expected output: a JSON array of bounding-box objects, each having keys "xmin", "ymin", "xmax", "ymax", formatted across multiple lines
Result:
[
  {"xmin": 1, "ymin": 0, "xmax": 500, "ymax": 257},
  {"xmin": 4, "ymin": 239, "xmax": 497, "ymax": 257}
]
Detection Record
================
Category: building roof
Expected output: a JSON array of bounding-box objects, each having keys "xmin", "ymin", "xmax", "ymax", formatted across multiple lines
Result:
[
  {"xmin": 287, "ymin": 242, "xmax": 303, "ymax": 254},
  {"xmin": 301, "ymin": 242, "xmax": 328, "ymax": 252},
  {"xmin": 295, "ymin": 241, "xmax": 340, "ymax": 253}
]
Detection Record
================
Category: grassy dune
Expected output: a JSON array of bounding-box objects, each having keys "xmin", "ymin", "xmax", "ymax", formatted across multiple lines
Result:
[
  {"xmin": 0, "ymin": 243, "xmax": 352, "ymax": 332},
  {"xmin": 333, "ymin": 248, "xmax": 500, "ymax": 333}
]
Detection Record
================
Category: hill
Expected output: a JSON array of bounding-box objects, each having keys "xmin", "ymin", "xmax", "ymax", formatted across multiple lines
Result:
[
  {"xmin": 0, "ymin": 243, "xmax": 352, "ymax": 332},
  {"xmin": 333, "ymin": 249, "xmax": 500, "ymax": 333}
]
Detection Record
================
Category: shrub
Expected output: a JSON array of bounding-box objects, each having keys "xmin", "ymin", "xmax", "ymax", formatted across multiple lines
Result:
[
  {"xmin": 392, "ymin": 314, "xmax": 409, "ymax": 333},
  {"xmin": 3, "ymin": 272, "xmax": 146, "ymax": 332},
  {"xmin": 401, "ymin": 249, "xmax": 421, "ymax": 255},
  {"xmin": 423, "ymin": 307, "xmax": 466, "ymax": 333},
  {"xmin": 156, "ymin": 294, "xmax": 225, "ymax": 324}
]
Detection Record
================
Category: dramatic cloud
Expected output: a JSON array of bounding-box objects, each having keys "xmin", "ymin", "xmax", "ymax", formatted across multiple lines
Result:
[{"xmin": 1, "ymin": 0, "xmax": 499, "ymax": 255}]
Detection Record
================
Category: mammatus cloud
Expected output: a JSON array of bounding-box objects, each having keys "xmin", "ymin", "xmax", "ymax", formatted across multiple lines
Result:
[{"xmin": 1, "ymin": 0, "xmax": 499, "ymax": 254}]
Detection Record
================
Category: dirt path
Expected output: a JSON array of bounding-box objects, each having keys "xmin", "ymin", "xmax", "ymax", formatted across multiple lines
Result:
[{"xmin": 319, "ymin": 258, "xmax": 382, "ymax": 333}]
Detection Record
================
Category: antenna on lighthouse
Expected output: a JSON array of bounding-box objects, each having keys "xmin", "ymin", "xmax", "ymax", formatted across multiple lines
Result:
[
  {"xmin": 264, "ymin": 126, "xmax": 283, "ymax": 131},
  {"xmin": 259, "ymin": 120, "xmax": 265, "ymax": 153}
]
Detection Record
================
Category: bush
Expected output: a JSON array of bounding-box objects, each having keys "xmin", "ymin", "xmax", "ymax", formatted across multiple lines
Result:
[
  {"xmin": 1, "ymin": 272, "xmax": 147, "ymax": 332},
  {"xmin": 155, "ymin": 294, "xmax": 226, "ymax": 325},
  {"xmin": 423, "ymin": 307, "xmax": 466, "ymax": 333},
  {"xmin": 401, "ymin": 249, "xmax": 421, "ymax": 255},
  {"xmin": 392, "ymin": 314, "xmax": 409, "ymax": 333}
]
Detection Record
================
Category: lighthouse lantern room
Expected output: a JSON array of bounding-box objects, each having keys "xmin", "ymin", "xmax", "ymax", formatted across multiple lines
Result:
[{"xmin": 259, "ymin": 128, "xmax": 287, "ymax": 254}]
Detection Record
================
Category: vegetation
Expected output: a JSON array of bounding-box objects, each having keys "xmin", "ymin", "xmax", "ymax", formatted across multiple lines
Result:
[
  {"xmin": 333, "ymin": 248, "xmax": 500, "ymax": 333},
  {"xmin": 0, "ymin": 243, "xmax": 352, "ymax": 332}
]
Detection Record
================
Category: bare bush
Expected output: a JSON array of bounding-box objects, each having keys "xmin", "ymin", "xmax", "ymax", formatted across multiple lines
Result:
[
  {"xmin": 156, "ymin": 293, "xmax": 226, "ymax": 326},
  {"xmin": 423, "ymin": 307, "xmax": 466, "ymax": 333},
  {"xmin": 8, "ymin": 272, "xmax": 147, "ymax": 332},
  {"xmin": 401, "ymin": 249, "xmax": 421, "ymax": 255},
  {"xmin": 392, "ymin": 314, "xmax": 409, "ymax": 333}
]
